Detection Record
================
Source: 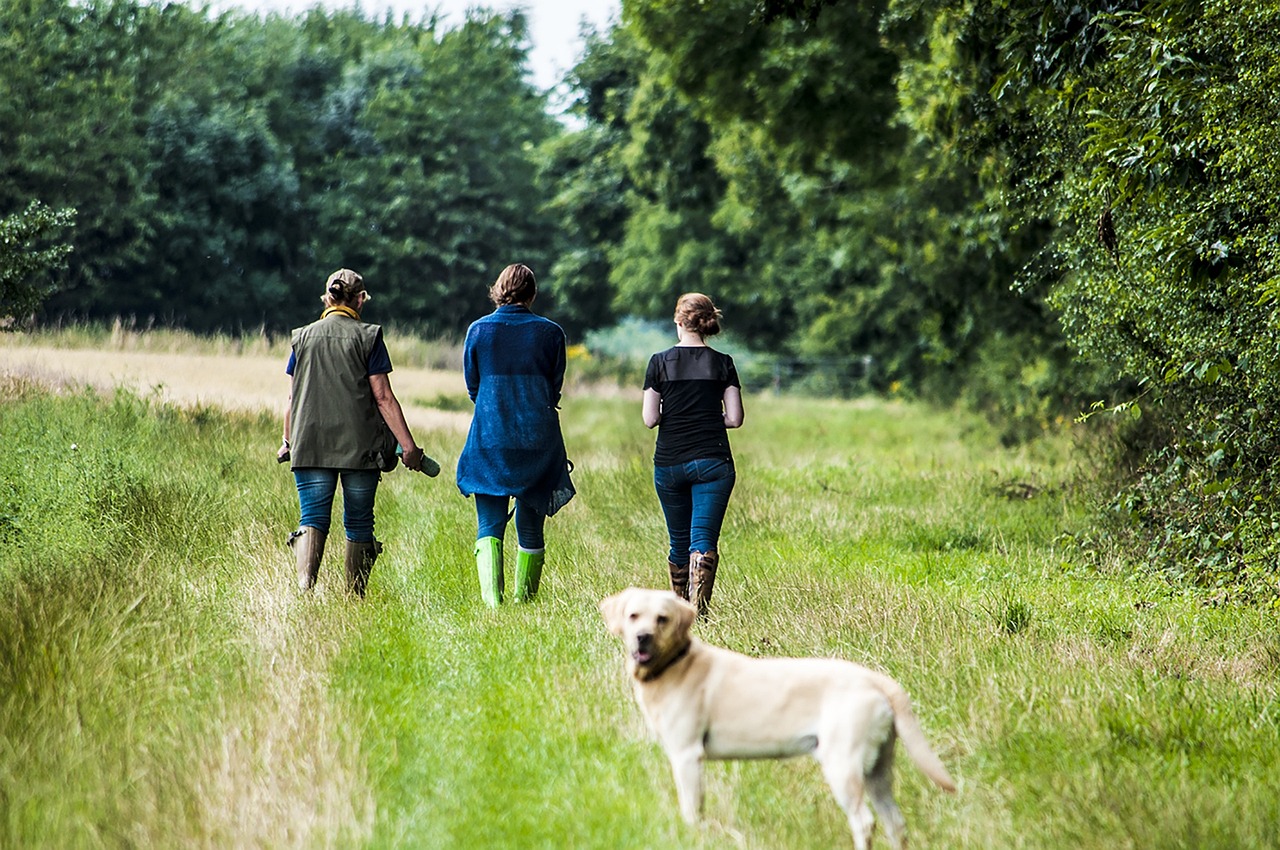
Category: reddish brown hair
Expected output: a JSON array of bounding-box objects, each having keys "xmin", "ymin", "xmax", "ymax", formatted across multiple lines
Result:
[
  {"xmin": 674, "ymin": 292, "xmax": 722, "ymax": 336},
  {"xmin": 490, "ymin": 263, "xmax": 537, "ymax": 307}
]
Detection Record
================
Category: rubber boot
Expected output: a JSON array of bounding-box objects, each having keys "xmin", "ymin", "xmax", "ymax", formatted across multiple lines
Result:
[
  {"xmin": 475, "ymin": 536, "xmax": 503, "ymax": 607},
  {"xmin": 514, "ymin": 548, "xmax": 545, "ymax": 603},
  {"xmin": 345, "ymin": 538, "xmax": 382, "ymax": 598},
  {"xmin": 288, "ymin": 526, "xmax": 327, "ymax": 591},
  {"xmin": 668, "ymin": 558, "xmax": 689, "ymax": 601},
  {"xmin": 688, "ymin": 549, "xmax": 719, "ymax": 617}
]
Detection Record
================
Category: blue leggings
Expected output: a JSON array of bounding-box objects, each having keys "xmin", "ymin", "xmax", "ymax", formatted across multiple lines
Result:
[{"xmin": 474, "ymin": 493, "xmax": 546, "ymax": 550}]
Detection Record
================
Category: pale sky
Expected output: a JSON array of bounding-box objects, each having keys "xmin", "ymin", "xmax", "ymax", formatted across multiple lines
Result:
[{"xmin": 202, "ymin": 0, "xmax": 620, "ymax": 96}]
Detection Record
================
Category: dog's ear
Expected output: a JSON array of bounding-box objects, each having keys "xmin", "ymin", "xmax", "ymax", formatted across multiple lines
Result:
[
  {"xmin": 599, "ymin": 590, "xmax": 630, "ymax": 636},
  {"xmin": 674, "ymin": 595, "xmax": 696, "ymax": 636}
]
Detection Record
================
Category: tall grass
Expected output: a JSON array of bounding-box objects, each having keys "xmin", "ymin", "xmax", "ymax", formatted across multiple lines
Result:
[{"xmin": 1, "ymin": 364, "xmax": 1278, "ymax": 849}]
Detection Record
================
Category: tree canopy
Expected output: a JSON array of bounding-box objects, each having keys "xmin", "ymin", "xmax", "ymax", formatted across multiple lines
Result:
[{"xmin": 0, "ymin": 0, "xmax": 559, "ymax": 333}]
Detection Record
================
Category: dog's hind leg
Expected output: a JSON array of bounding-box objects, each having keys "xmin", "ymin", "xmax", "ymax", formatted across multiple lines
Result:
[
  {"xmin": 817, "ymin": 754, "xmax": 875, "ymax": 850},
  {"xmin": 866, "ymin": 747, "xmax": 907, "ymax": 850},
  {"xmin": 819, "ymin": 694, "xmax": 901, "ymax": 850}
]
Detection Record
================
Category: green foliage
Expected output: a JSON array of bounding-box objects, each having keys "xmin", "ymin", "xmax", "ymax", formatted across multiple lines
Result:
[
  {"xmin": 0, "ymin": 0, "xmax": 557, "ymax": 335},
  {"xmin": 536, "ymin": 27, "xmax": 641, "ymax": 338},
  {"xmin": 918, "ymin": 0, "xmax": 1280, "ymax": 592},
  {"xmin": 583, "ymin": 0, "xmax": 1087, "ymax": 408},
  {"xmin": 583, "ymin": 316, "xmax": 672, "ymax": 362},
  {"xmin": 0, "ymin": 200, "xmax": 76, "ymax": 320}
]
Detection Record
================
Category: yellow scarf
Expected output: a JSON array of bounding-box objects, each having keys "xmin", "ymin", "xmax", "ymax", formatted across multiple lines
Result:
[{"xmin": 321, "ymin": 305, "xmax": 361, "ymax": 321}]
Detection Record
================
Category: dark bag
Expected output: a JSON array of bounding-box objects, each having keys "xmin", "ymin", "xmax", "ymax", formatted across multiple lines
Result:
[
  {"xmin": 545, "ymin": 459, "xmax": 575, "ymax": 516},
  {"xmin": 371, "ymin": 416, "xmax": 399, "ymax": 472}
]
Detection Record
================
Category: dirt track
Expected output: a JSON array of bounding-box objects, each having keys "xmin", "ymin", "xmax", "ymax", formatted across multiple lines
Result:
[{"xmin": 1, "ymin": 344, "xmax": 472, "ymax": 433}]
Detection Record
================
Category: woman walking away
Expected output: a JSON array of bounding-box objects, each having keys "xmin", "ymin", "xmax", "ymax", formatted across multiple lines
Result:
[
  {"xmin": 279, "ymin": 268, "xmax": 426, "ymax": 597},
  {"xmin": 456, "ymin": 263, "xmax": 574, "ymax": 607},
  {"xmin": 643, "ymin": 292, "xmax": 744, "ymax": 616}
]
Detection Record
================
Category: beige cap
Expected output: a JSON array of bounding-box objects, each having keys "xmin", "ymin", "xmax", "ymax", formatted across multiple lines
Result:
[{"xmin": 325, "ymin": 268, "xmax": 367, "ymax": 300}]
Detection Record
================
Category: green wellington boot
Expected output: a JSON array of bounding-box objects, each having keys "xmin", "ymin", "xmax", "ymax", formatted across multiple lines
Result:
[
  {"xmin": 513, "ymin": 548, "xmax": 545, "ymax": 603},
  {"xmin": 475, "ymin": 536, "xmax": 504, "ymax": 607}
]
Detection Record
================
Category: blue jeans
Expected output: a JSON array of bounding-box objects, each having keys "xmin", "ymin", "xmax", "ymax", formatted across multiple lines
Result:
[
  {"xmin": 474, "ymin": 493, "xmax": 546, "ymax": 550},
  {"xmin": 294, "ymin": 468, "xmax": 380, "ymax": 542},
  {"xmin": 654, "ymin": 458, "xmax": 736, "ymax": 565}
]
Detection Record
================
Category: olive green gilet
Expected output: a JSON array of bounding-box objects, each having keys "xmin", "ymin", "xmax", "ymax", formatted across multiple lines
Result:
[{"xmin": 289, "ymin": 313, "xmax": 385, "ymax": 470}]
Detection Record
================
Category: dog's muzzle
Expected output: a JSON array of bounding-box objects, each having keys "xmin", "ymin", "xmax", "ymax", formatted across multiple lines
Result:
[{"xmin": 632, "ymin": 632, "xmax": 655, "ymax": 665}]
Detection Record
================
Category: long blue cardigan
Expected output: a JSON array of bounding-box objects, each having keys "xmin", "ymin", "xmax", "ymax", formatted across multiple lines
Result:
[{"xmin": 455, "ymin": 305, "xmax": 574, "ymax": 515}]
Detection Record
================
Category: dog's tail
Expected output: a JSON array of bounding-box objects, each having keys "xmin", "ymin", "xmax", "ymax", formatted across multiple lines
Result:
[{"xmin": 869, "ymin": 671, "xmax": 957, "ymax": 793}]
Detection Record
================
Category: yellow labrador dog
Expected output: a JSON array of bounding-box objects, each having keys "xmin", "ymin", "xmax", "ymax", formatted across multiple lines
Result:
[{"xmin": 600, "ymin": 587, "xmax": 956, "ymax": 850}]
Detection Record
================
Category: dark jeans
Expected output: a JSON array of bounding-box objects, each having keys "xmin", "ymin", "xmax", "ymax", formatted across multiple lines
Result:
[
  {"xmin": 294, "ymin": 468, "xmax": 379, "ymax": 542},
  {"xmin": 474, "ymin": 493, "xmax": 546, "ymax": 550},
  {"xmin": 654, "ymin": 458, "xmax": 736, "ymax": 565}
]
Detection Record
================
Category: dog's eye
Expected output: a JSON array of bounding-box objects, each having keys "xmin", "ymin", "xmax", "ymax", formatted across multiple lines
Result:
[
  {"xmin": 628, "ymin": 612, "xmax": 639, "ymax": 621},
  {"xmin": 656, "ymin": 615, "xmax": 669, "ymax": 625}
]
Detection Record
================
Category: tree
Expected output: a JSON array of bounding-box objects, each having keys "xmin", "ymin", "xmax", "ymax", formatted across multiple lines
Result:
[
  {"xmin": 0, "ymin": 201, "xmax": 76, "ymax": 322},
  {"xmin": 905, "ymin": 0, "xmax": 1280, "ymax": 590},
  {"xmin": 0, "ymin": 1, "xmax": 562, "ymax": 335}
]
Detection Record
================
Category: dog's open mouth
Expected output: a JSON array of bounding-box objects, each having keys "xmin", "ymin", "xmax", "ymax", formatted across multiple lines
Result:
[{"xmin": 632, "ymin": 648, "xmax": 653, "ymax": 665}]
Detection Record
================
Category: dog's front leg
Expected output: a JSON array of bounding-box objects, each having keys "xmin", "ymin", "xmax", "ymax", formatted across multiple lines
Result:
[{"xmin": 668, "ymin": 745, "xmax": 705, "ymax": 824}]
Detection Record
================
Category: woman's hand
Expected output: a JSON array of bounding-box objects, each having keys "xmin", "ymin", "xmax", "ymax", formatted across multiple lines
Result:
[
  {"xmin": 401, "ymin": 445, "xmax": 425, "ymax": 472},
  {"xmin": 277, "ymin": 438, "xmax": 291, "ymax": 463}
]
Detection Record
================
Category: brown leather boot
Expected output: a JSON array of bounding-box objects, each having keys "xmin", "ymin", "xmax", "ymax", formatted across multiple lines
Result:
[
  {"xmin": 344, "ymin": 538, "xmax": 382, "ymax": 598},
  {"xmin": 288, "ymin": 526, "xmax": 326, "ymax": 591},
  {"xmin": 688, "ymin": 549, "xmax": 718, "ymax": 617},
  {"xmin": 668, "ymin": 558, "xmax": 690, "ymax": 600}
]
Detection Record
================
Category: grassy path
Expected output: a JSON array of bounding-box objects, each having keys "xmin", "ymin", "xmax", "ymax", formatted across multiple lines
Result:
[{"xmin": 2, "ymin": 346, "xmax": 1279, "ymax": 848}]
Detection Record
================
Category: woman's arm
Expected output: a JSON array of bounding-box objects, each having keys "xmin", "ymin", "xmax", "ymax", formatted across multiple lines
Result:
[
  {"xmin": 642, "ymin": 388, "xmax": 662, "ymax": 429},
  {"xmin": 722, "ymin": 385, "xmax": 744, "ymax": 429},
  {"xmin": 551, "ymin": 331, "xmax": 566, "ymax": 406},
  {"xmin": 370, "ymin": 373, "xmax": 424, "ymax": 471},
  {"xmin": 278, "ymin": 379, "xmax": 293, "ymax": 461},
  {"xmin": 463, "ymin": 327, "xmax": 481, "ymax": 402}
]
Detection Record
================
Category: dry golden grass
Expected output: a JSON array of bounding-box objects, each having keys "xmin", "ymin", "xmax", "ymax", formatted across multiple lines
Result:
[{"xmin": 1, "ymin": 341, "xmax": 471, "ymax": 433}]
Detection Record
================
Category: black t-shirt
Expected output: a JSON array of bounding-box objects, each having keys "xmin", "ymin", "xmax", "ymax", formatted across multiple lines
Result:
[{"xmin": 644, "ymin": 346, "xmax": 741, "ymax": 466}]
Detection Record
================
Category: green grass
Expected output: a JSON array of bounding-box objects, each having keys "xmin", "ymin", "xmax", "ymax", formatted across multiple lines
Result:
[{"xmin": 1, "ymin": 368, "xmax": 1278, "ymax": 849}]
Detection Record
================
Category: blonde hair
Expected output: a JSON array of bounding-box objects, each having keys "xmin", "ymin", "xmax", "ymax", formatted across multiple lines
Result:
[
  {"xmin": 489, "ymin": 263, "xmax": 537, "ymax": 307},
  {"xmin": 674, "ymin": 292, "xmax": 722, "ymax": 337}
]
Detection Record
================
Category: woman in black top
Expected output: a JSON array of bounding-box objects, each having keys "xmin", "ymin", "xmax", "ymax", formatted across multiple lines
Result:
[{"xmin": 642, "ymin": 293, "xmax": 744, "ymax": 615}]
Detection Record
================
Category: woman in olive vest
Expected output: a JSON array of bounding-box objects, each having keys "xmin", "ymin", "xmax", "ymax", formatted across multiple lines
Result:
[{"xmin": 278, "ymin": 268, "xmax": 425, "ymax": 597}]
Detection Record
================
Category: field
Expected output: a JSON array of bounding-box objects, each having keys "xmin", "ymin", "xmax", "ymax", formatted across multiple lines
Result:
[{"xmin": 2, "ymin": 330, "xmax": 1278, "ymax": 849}]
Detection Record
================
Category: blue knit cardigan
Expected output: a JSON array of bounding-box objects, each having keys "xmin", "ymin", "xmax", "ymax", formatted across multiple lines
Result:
[{"xmin": 455, "ymin": 305, "xmax": 574, "ymax": 515}]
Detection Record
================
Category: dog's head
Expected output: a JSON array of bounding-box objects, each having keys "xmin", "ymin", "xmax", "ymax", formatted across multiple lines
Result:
[{"xmin": 600, "ymin": 588, "xmax": 697, "ymax": 681}]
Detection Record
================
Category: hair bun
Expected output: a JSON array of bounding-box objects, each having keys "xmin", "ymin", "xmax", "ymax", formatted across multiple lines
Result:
[{"xmin": 675, "ymin": 292, "xmax": 723, "ymax": 337}]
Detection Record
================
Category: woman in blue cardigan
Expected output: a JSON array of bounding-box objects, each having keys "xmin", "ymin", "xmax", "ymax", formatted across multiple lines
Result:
[{"xmin": 456, "ymin": 264, "xmax": 574, "ymax": 606}]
